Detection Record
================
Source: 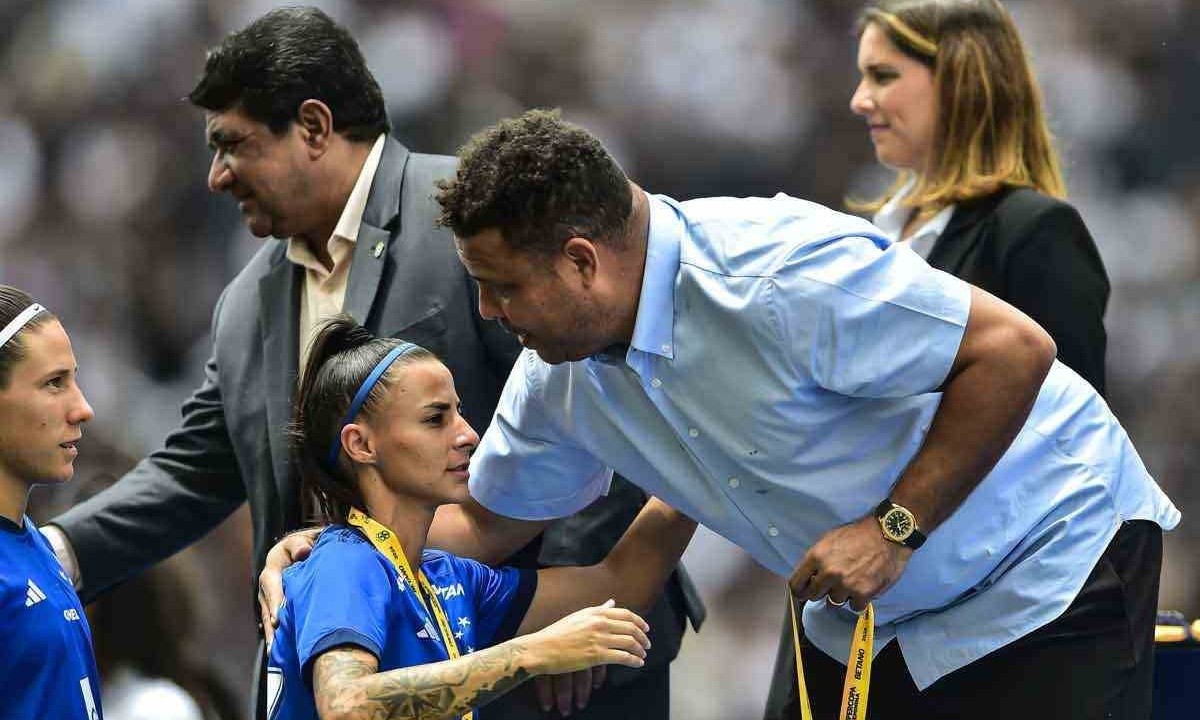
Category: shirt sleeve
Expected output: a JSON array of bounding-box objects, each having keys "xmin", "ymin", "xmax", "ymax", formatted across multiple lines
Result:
[
  {"xmin": 453, "ymin": 555, "xmax": 538, "ymax": 647},
  {"xmin": 290, "ymin": 538, "xmax": 395, "ymax": 680},
  {"xmin": 775, "ymin": 235, "xmax": 971, "ymax": 398},
  {"xmin": 469, "ymin": 350, "xmax": 613, "ymax": 520}
]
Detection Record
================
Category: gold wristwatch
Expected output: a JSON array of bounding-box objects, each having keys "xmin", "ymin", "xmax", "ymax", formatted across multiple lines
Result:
[{"xmin": 874, "ymin": 499, "xmax": 926, "ymax": 550}]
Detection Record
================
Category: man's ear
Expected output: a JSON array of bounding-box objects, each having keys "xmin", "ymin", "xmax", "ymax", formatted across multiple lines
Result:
[
  {"xmin": 562, "ymin": 237, "xmax": 601, "ymax": 287},
  {"xmin": 296, "ymin": 99, "xmax": 334, "ymax": 156},
  {"xmin": 341, "ymin": 423, "xmax": 375, "ymax": 465}
]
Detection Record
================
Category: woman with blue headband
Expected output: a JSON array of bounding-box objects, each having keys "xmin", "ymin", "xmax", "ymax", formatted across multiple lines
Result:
[
  {"xmin": 0, "ymin": 284, "xmax": 102, "ymax": 719},
  {"xmin": 266, "ymin": 315, "xmax": 696, "ymax": 720}
]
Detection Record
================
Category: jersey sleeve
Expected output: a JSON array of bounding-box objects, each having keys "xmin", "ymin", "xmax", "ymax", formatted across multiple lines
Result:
[
  {"xmin": 453, "ymin": 555, "xmax": 537, "ymax": 647},
  {"xmin": 289, "ymin": 536, "xmax": 396, "ymax": 679},
  {"xmin": 469, "ymin": 350, "xmax": 613, "ymax": 520},
  {"xmin": 775, "ymin": 236, "xmax": 971, "ymax": 397}
]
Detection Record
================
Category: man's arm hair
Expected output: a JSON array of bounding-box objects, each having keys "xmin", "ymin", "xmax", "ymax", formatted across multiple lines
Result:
[{"xmin": 313, "ymin": 643, "xmax": 534, "ymax": 720}]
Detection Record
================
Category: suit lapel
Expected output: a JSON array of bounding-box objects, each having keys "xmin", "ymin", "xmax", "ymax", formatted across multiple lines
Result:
[
  {"xmin": 259, "ymin": 250, "xmax": 301, "ymax": 521},
  {"xmin": 925, "ymin": 192, "xmax": 1005, "ymax": 274},
  {"xmin": 344, "ymin": 138, "xmax": 411, "ymax": 328}
]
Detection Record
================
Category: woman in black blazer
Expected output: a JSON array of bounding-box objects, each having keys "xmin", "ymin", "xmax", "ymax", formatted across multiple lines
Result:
[
  {"xmin": 845, "ymin": 0, "xmax": 1109, "ymax": 394},
  {"xmin": 767, "ymin": 1, "xmax": 1113, "ymax": 717}
]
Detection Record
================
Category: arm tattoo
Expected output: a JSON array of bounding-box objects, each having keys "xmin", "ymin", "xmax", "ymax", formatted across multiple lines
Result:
[{"xmin": 314, "ymin": 642, "xmax": 535, "ymax": 720}]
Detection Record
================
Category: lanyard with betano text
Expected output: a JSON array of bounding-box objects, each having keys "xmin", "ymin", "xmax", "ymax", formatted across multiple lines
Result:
[
  {"xmin": 347, "ymin": 507, "xmax": 474, "ymax": 720},
  {"xmin": 788, "ymin": 593, "xmax": 875, "ymax": 720}
]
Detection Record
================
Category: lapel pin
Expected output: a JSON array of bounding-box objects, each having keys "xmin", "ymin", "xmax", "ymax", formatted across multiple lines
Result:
[{"xmin": 373, "ymin": 241, "xmax": 385, "ymax": 258}]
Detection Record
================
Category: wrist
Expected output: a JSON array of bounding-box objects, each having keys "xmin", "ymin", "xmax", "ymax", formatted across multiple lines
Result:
[
  {"xmin": 873, "ymin": 499, "xmax": 927, "ymax": 550},
  {"xmin": 518, "ymin": 635, "xmax": 553, "ymax": 676}
]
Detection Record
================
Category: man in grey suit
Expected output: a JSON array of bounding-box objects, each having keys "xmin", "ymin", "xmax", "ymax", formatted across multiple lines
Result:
[{"xmin": 41, "ymin": 7, "xmax": 698, "ymax": 719}]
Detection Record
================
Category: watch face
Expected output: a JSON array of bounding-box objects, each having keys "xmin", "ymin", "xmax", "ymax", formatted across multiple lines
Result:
[{"xmin": 883, "ymin": 508, "xmax": 913, "ymax": 540}]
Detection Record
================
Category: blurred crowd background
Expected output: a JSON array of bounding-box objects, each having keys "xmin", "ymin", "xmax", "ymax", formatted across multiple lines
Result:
[{"xmin": 2, "ymin": 0, "xmax": 1197, "ymax": 718}]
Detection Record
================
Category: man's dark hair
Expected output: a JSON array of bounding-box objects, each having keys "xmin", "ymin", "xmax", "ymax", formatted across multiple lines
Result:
[
  {"xmin": 188, "ymin": 6, "xmax": 390, "ymax": 141},
  {"xmin": 436, "ymin": 109, "xmax": 633, "ymax": 253}
]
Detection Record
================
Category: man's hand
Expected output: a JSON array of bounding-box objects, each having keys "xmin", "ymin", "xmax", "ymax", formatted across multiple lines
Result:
[
  {"xmin": 789, "ymin": 516, "xmax": 911, "ymax": 612},
  {"xmin": 258, "ymin": 527, "xmax": 322, "ymax": 647},
  {"xmin": 534, "ymin": 667, "xmax": 607, "ymax": 717}
]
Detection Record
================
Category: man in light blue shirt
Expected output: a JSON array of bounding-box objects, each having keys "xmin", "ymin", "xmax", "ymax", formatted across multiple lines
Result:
[{"xmin": 430, "ymin": 109, "xmax": 1179, "ymax": 718}]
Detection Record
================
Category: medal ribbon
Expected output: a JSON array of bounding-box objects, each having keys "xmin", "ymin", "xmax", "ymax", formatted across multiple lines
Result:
[
  {"xmin": 789, "ymin": 593, "xmax": 875, "ymax": 720},
  {"xmin": 347, "ymin": 507, "xmax": 474, "ymax": 720}
]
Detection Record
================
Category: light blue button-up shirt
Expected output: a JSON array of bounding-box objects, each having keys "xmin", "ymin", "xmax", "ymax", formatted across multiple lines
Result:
[{"xmin": 469, "ymin": 192, "xmax": 1180, "ymax": 688}]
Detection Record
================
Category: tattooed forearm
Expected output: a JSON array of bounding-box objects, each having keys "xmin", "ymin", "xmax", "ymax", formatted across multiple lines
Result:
[{"xmin": 313, "ymin": 642, "xmax": 536, "ymax": 720}]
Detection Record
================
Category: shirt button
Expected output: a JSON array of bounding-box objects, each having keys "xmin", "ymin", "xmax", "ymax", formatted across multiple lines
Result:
[
  {"xmin": 728, "ymin": 477, "xmax": 740, "ymax": 489},
  {"xmin": 651, "ymin": 377, "xmax": 662, "ymax": 388},
  {"xmin": 661, "ymin": 344, "xmax": 671, "ymax": 353},
  {"xmin": 767, "ymin": 525, "xmax": 779, "ymax": 537},
  {"xmin": 688, "ymin": 428, "xmax": 699, "ymax": 438}
]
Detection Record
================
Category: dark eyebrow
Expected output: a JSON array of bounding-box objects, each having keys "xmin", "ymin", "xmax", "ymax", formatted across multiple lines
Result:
[
  {"xmin": 37, "ymin": 366, "xmax": 73, "ymax": 382},
  {"xmin": 423, "ymin": 401, "xmax": 452, "ymax": 411},
  {"xmin": 207, "ymin": 128, "xmax": 241, "ymax": 149}
]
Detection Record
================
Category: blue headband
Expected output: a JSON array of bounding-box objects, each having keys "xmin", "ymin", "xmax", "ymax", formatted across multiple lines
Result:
[{"xmin": 327, "ymin": 342, "xmax": 420, "ymax": 468}]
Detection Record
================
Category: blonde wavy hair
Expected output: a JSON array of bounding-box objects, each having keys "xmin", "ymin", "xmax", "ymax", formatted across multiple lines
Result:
[{"xmin": 848, "ymin": 0, "xmax": 1065, "ymax": 215}]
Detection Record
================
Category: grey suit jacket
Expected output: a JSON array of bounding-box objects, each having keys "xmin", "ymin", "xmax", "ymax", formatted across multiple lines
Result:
[{"xmin": 52, "ymin": 138, "xmax": 520, "ymax": 602}]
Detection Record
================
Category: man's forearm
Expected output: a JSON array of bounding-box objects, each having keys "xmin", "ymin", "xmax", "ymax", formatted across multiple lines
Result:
[
  {"xmin": 597, "ymin": 498, "xmax": 696, "ymax": 611},
  {"xmin": 315, "ymin": 643, "xmax": 537, "ymax": 720},
  {"xmin": 518, "ymin": 499, "xmax": 695, "ymax": 633},
  {"xmin": 428, "ymin": 498, "xmax": 547, "ymax": 565}
]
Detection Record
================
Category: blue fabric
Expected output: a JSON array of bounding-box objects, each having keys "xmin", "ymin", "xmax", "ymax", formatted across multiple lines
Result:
[
  {"xmin": 267, "ymin": 525, "xmax": 533, "ymax": 720},
  {"xmin": 469, "ymin": 192, "xmax": 1180, "ymax": 689},
  {"xmin": 0, "ymin": 516, "xmax": 103, "ymax": 719}
]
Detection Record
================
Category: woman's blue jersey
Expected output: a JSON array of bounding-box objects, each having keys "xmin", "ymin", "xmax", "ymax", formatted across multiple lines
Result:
[
  {"xmin": 267, "ymin": 525, "xmax": 535, "ymax": 720},
  {"xmin": 0, "ymin": 515, "xmax": 103, "ymax": 719}
]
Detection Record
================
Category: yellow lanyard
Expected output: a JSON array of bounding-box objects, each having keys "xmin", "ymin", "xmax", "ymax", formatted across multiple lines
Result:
[
  {"xmin": 347, "ymin": 508, "xmax": 474, "ymax": 720},
  {"xmin": 788, "ymin": 593, "xmax": 875, "ymax": 720}
]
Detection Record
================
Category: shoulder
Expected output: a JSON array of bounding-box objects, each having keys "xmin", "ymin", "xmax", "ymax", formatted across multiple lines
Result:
[
  {"xmin": 675, "ymin": 193, "xmax": 884, "ymax": 278},
  {"xmin": 286, "ymin": 527, "xmax": 393, "ymax": 585},
  {"xmin": 0, "ymin": 534, "xmax": 31, "ymax": 597},
  {"xmin": 213, "ymin": 241, "xmax": 286, "ymax": 323},
  {"xmin": 406, "ymin": 151, "xmax": 458, "ymax": 179},
  {"xmin": 988, "ymin": 188, "xmax": 1087, "ymax": 241}
]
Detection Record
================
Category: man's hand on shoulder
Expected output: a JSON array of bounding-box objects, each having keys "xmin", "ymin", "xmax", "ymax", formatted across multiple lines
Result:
[
  {"xmin": 258, "ymin": 526, "xmax": 322, "ymax": 647},
  {"xmin": 39, "ymin": 525, "xmax": 82, "ymax": 589}
]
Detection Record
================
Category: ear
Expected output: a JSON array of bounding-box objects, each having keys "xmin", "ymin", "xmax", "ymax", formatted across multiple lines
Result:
[
  {"xmin": 341, "ymin": 422, "xmax": 376, "ymax": 465},
  {"xmin": 296, "ymin": 99, "xmax": 335, "ymax": 157},
  {"xmin": 561, "ymin": 237, "xmax": 601, "ymax": 288}
]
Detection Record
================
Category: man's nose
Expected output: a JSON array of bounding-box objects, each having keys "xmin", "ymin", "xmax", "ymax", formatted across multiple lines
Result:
[
  {"xmin": 477, "ymin": 286, "xmax": 502, "ymax": 321},
  {"xmin": 208, "ymin": 154, "xmax": 233, "ymax": 193}
]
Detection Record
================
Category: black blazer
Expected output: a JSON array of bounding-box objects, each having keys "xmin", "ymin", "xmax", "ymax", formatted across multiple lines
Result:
[{"xmin": 927, "ymin": 187, "xmax": 1110, "ymax": 395}]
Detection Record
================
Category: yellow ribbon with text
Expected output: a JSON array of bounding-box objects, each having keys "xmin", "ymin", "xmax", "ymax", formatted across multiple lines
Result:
[
  {"xmin": 347, "ymin": 507, "xmax": 474, "ymax": 720},
  {"xmin": 789, "ymin": 593, "xmax": 875, "ymax": 720}
]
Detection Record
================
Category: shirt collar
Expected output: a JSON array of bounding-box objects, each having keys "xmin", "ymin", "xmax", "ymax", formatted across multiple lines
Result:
[
  {"xmin": 872, "ymin": 176, "xmax": 954, "ymax": 245},
  {"xmin": 628, "ymin": 193, "xmax": 683, "ymax": 360},
  {"xmin": 285, "ymin": 134, "xmax": 387, "ymax": 270}
]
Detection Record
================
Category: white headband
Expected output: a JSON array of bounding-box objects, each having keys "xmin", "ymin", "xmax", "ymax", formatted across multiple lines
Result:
[{"xmin": 0, "ymin": 303, "xmax": 46, "ymax": 349}]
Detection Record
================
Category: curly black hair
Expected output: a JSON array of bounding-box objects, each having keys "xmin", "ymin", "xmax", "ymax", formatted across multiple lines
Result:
[
  {"xmin": 188, "ymin": 6, "xmax": 390, "ymax": 142},
  {"xmin": 436, "ymin": 109, "xmax": 632, "ymax": 253}
]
